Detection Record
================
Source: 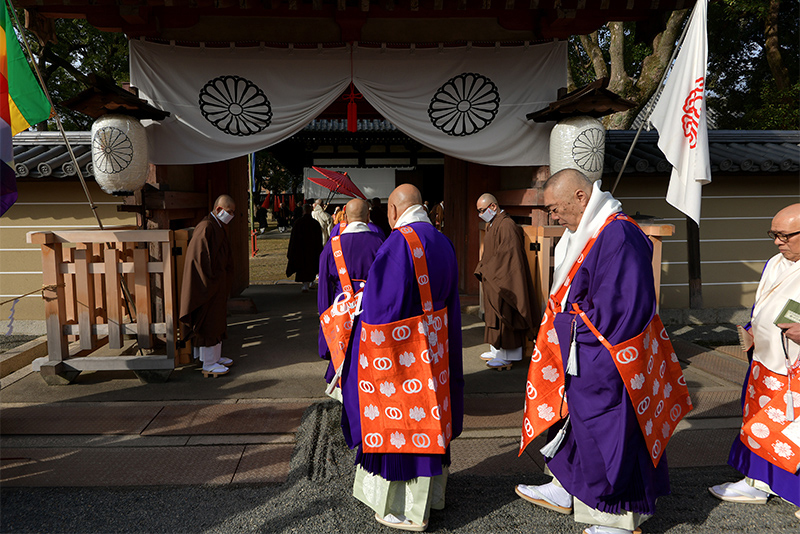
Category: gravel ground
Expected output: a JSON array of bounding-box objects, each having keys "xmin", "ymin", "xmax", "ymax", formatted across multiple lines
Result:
[
  {"xmin": 0, "ymin": 335, "xmax": 38, "ymax": 354},
  {"xmin": 1, "ymin": 401, "xmax": 798, "ymax": 533},
  {"xmin": 250, "ymin": 230, "xmax": 292, "ymax": 283}
]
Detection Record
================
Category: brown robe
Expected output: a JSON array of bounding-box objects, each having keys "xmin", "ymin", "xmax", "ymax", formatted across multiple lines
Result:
[
  {"xmin": 474, "ymin": 210, "xmax": 538, "ymax": 349},
  {"xmin": 179, "ymin": 214, "xmax": 233, "ymax": 347},
  {"xmin": 286, "ymin": 213, "xmax": 324, "ymax": 282}
]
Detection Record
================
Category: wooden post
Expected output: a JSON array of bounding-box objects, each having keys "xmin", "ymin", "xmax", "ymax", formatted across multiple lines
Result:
[
  {"xmin": 104, "ymin": 247, "xmax": 123, "ymax": 350},
  {"xmin": 92, "ymin": 243, "xmax": 107, "ymax": 323},
  {"xmin": 161, "ymin": 239, "xmax": 177, "ymax": 362},
  {"xmin": 133, "ymin": 247, "xmax": 153, "ymax": 349},
  {"xmin": 74, "ymin": 248, "xmax": 97, "ymax": 351},
  {"xmin": 686, "ymin": 217, "xmax": 703, "ymax": 309},
  {"xmin": 62, "ymin": 246, "xmax": 77, "ymax": 341},
  {"xmin": 41, "ymin": 241, "xmax": 68, "ymax": 362}
]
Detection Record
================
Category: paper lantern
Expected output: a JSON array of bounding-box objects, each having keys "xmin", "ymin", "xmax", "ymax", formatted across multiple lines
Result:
[
  {"xmin": 549, "ymin": 116, "xmax": 606, "ymax": 182},
  {"xmin": 91, "ymin": 114, "xmax": 148, "ymax": 196}
]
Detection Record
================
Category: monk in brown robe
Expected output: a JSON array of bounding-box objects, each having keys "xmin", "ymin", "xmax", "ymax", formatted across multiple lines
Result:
[
  {"xmin": 474, "ymin": 193, "xmax": 537, "ymax": 370},
  {"xmin": 179, "ymin": 194, "xmax": 235, "ymax": 376}
]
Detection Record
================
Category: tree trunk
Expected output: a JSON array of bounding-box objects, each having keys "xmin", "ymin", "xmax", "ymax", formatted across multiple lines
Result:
[
  {"xmin": 764, "ymin": 0, "xmax": 790, "ymax": 91},
  {"xmin": 607, "ymin": 9, "xmax": 689, "ymax": 129},
  {"xmin": 579, "ymin": 32, "xmax": 608, "ymax": 80}
]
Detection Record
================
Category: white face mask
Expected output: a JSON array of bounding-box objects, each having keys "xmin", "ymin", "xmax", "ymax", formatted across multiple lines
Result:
[
  {"xmin": 216, "ymin": 208, "xmax": 234, "ymax": 225},
  {"xmin": 479, "ymin": 207, "xmax": 496, "ymax": 223}
]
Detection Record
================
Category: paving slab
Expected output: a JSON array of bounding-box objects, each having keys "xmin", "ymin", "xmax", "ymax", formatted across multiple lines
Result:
[
  {"xmin": 0, "ymin": 445, "xmax": 244, "ymax": 487},
  {"xmin": 141, "ymin": 402, "xmax": 308, "ymax": 436},
  {"xmin": 231, "ymin": 444, "xmax": 294, "ymax": 484},
  {"xmin": 0, "ymin": 403, "xmax": 162, "ymax": 435}
]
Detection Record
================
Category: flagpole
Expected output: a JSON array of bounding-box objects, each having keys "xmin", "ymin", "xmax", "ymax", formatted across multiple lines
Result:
[
  {"xmin": 5, "ymin": 0, "xmax": 105, "ymax": 231},
  {"xmin": 610, "ymin": 5, "xmax": 696, "ymax": 196},
  {"xmin": 6, "ymin": 0, "xmax": 141, "ymax": 322}
]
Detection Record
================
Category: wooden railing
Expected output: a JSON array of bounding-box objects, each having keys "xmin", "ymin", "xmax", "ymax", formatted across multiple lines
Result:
[
  {"xmin": 523, "ymin": 222, "xmax": 675, "ymax": 313},
  {"xmin": 27, "ymin": 228, "xmax": 178, "ymax": 384}
]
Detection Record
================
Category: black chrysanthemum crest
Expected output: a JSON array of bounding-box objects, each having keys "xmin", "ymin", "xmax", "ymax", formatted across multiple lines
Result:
[
  {"xmin": 199, "ymin": 75, "xmax": 272, "ymax": 136},
  {"xmin": 428, "ymin": 73, "xmax": 500, "ymax": 136},
  {"xmin": 92, "ymin": 127, "xmax": 134, "ymax": 174},
  {"xmin": 572, "ymin": 128, "xmax": 605, "ymax": 173}
]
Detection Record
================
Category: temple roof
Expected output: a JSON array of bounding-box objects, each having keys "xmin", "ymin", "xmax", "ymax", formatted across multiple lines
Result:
[
  {"xmin": 18, "ymin": 0, "xmax": 696, "ymax": 42},
  {"xmin": 13, "ymin": 128, "xmax": 799, "ymax": 179}
]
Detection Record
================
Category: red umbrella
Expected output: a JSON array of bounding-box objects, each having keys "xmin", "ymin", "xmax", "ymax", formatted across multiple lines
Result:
[{"xmin": 308, "ymin": 166, "xmax": 367, "ymax": 201}]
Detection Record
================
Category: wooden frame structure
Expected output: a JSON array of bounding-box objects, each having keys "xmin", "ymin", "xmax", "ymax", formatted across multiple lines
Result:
[
  {"xmin": 27, "ymin": 228, "xmax": 178, "ymax": 384},
  {"xmin": 524, "ymin": 222, "xmax": 675, "ymax": 313}
]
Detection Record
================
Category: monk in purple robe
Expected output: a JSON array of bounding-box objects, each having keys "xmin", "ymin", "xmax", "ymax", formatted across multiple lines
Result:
[
  {"xmin": 317, "ymin": 198, "xmax": 385, "ymax": 399},
  {"xmin": 330, "ymin": 219, "xmax": 386, "ymax": 239},
  {"xmin": 179, "ymin": 194, "xmax": 236, "ymax": 376},
  {"xmin": 516, "ymin": 170, "xmax": 669, "ymax": 534},
  {"xmin": 710, "ymin": 203, "xmax": 800, "ymax": 519},
  {"xmin": 343, "ymin": 184, "xmax": 463, "ymax": 531}
]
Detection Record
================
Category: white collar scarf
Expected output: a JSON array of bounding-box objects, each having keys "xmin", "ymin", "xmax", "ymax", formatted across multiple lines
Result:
[
  {"xmin": 751, "ymin": 253, "xmax": 800, "ymax": 373},
  {"xmin": 551, "ymin": 180, "xmax": 622, "ymax": 303},
  {"xmin": 394, "ymin": 204, "xmax": 433, "ymax": 228},
  {"xmin": 341, "ymin": 221, "xmax": 371, "ymax": 235}
]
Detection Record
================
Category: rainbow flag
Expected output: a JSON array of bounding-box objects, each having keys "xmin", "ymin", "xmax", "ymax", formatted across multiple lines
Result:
[{"xmin": 0, "ymin": 5, "xmax": 51, "ymax": 216}]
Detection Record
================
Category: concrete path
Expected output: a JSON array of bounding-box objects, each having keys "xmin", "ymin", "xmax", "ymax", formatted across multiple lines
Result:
[{"xmin": 1, "ymin": 283, "xmax": 797, "ymax": 532}]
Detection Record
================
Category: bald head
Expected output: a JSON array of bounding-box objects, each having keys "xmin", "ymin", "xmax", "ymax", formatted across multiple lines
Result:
[
  {"xmin": 388, "ymin": 184, "xmax": 423, "ymax": 227},
  {"xmin": 771, "ymin": 203, "xmax": 800, "ymax": 262},
  {"xmin": 214, "ymin": 194, "xmax": 235, "ymax": 211},
  {"xmin": 213, "ymin": 194, "xmax": 235, "ymax": 224},
  {"xmin": 345, "ymin": 198, "xmax": 370, "ymax": 223},
  {"xmin": 542, "ymin": 169, "xmax": 594, "ymax": 232}
]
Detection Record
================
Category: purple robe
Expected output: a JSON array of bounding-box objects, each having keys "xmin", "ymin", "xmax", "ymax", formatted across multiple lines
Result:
[
  {"xmin": 547, "ymin": 218, "xmax": 670, "ymax": 515},
  {"xmin": 342, "ymin": 222, "xmax": 464, "ymax": 481},
  {"xmin": 330, "ymin": 221, "xmax": 386, "ymax": 239},
  {"xmin": 728, "ymin": 337, "xmax": 800, "ymax": 505},
  {"xmin": 317, "ymin": 230, "xmax": 385, "ymax": 384}
]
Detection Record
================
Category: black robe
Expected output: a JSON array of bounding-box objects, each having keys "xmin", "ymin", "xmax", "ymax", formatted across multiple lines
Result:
[{"xmin": 286, "ymin": 213, "xmax": 324, "ymax": 282}]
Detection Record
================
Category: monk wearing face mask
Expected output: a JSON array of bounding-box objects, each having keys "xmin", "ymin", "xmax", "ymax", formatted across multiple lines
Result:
[{"xmin": 179, "ymin": 194, "xmax": 236, "ymax": 377}]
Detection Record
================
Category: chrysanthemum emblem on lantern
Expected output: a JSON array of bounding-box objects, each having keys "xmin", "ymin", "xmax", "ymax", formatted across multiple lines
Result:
[
  {"xmin": 550, "ymin": 116, "xmax": 606, "ymax": 182},
  {"xmin": 90, "ymin": 114, "xmax": 149, "ymax": 196}
]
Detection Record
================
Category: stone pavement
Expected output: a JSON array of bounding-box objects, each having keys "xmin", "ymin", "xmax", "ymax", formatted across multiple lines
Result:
[{"xmin": 1, "ymin": 283, "xmax": 797, "ymax": 532}]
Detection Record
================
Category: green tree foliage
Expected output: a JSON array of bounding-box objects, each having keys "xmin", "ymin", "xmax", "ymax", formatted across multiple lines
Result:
[
  {"xmin": 254, "ymin": 151, "xmax": 302, "ymax": 194},
  {"xmin": 706, "ymin": 0, "xmax": 799, "ymax": 129},
  {"xmin": 20, "ymin": 16, "xmax": 129, "ymax": 130}
]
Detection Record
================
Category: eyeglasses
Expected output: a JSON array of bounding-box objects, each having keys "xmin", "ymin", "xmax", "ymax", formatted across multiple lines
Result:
[
  {"xmin": 767, "ymin": 230, "xmax": 800, "ymax": 243},
  {"xmin": 477, "ymin": 205, "xmax": 492, "ymax": 215}
]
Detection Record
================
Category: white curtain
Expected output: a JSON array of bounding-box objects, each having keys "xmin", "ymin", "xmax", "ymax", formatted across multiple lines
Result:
[
  {"xmin": 353, "ymin": 41, "xmax": 567, "ymax": 166},
  {"xmin": 130, "ymin": 40, "xmax": 567, "ymax": 167},
  {"xmin": 130, "ymin": 41, "xmax": 351, "ymax": 164}
]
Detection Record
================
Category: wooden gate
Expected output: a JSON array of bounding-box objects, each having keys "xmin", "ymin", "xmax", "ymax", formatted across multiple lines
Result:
[{"xmin": 27, "ymin": 229, "xmax": 177, "ymax": 384}]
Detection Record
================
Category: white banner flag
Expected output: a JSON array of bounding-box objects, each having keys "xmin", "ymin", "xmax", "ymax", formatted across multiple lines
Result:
[
  {"xmin": 353, "ymin": 42, "xmax": 567, "ymax": 166},
  {"xmin": 649, "ymin": 0, "xmax": 711, "ymax": 225},
  {"xmin": 130, "ymin": 41, "xmax": 351, "ymax": 164}
]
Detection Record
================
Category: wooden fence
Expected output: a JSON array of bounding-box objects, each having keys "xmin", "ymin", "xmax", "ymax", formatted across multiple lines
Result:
[{"xmin": 27, "ymin": 228, "xmax": 178, "ymax": 384}]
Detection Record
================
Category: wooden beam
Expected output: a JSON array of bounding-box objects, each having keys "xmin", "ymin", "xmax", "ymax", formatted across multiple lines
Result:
[{"xmin": 686, "ymin": 217, "xmax": 703, "ymax": 309}]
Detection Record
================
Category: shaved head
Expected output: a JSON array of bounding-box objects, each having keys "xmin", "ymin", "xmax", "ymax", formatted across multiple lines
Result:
[
  {"xmin": 476, "ymin": 193, "xmax": 497, "ymax": 209},
  {"xmin": 345, "ymin": 198, "xmax": 370, "ymax": 223},
  {"xmin": 771, "ymin": 203, "xmax": 800, "ymax": 262},
  {"xmin": 214, "ymin": 194, "xmax": 235, "ymax": 211},
  {"xmin": 542, "ymin": 169, "xmax": 594, "ymax": 232},
  {"xmin": 388, "ymin": 184, "xmax": 423, "ymax": 227}
]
